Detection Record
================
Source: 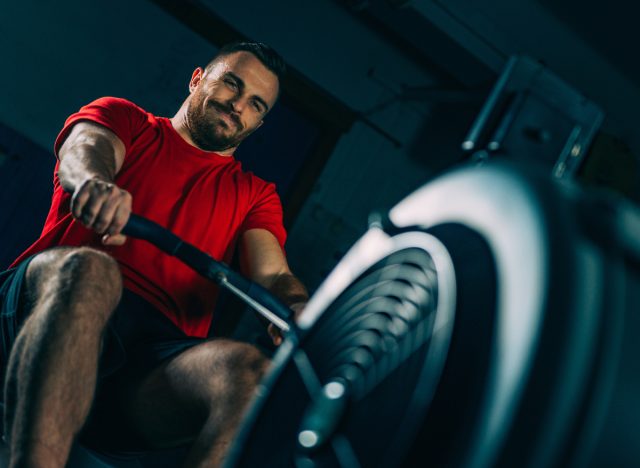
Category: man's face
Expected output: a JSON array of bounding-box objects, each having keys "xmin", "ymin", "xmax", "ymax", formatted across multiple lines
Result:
[{"xmin": 186, "ymin": 51, "xmax": 279, "ymax": 153}]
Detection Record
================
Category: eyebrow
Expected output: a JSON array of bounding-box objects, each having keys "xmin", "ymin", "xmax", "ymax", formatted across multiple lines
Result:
[{"xmin": 226, "ymin": 72, "xmax": 270, "ymax": 113}]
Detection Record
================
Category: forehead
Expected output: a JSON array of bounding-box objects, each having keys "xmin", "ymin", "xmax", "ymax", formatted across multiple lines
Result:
[{"xmin": 207, "ymin": 51, "xmax": 279, "ymax": 107}]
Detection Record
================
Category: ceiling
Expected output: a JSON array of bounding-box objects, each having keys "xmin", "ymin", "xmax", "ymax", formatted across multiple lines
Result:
[
  {"xmin": 335, "ymin": 0, "xmax": 640, "ymax": 156},
  {"xmin": 540, "ymin": 0, "xmax": 640, "ymax": 86}
]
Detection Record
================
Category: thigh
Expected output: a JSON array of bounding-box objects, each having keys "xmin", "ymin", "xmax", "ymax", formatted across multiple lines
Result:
[
  {"xmin": 0, "ymin": 247, "xmax": 79, "ymax": 377},
  {"xmin": 120, "ymin": 338, "xmax": 268, "ymax": 449},
  {"xmin": 77, "ymin": 290, "xmax": 201, "ymax": 449}
]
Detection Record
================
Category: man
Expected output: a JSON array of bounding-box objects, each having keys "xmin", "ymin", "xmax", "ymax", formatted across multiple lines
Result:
[{"xmin": 0, "ymin": 41, "xmax": 308, "ymax": 466}]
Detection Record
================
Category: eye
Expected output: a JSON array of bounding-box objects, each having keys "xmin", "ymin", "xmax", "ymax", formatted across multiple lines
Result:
[
  {"xmin": 252, "ymin": 101, "xmax": 263, "ymax": 113},
  {"xmin": 224, "ymin": 78, "xmax": 238, "ymax": 90}
]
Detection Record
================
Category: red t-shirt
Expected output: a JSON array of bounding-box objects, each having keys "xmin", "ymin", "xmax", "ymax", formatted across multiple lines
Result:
[{"xmin": 12, "ymin": 97, "xmax": 287, "ymax": 337}]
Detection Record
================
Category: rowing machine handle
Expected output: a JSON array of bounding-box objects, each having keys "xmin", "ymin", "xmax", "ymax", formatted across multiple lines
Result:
[{"xmin": 122, "ymin": 214, "xmax": 295, "ymax": 333}]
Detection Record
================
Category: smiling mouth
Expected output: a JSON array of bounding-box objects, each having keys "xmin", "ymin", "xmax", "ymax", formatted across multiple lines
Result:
[
  {"xmin": 217, "ymin": 111, "xmax": 235, "ymax": 127},
  {"xmin": 208, "ymin": 104, "xmax": 239, "ymax": 130}
]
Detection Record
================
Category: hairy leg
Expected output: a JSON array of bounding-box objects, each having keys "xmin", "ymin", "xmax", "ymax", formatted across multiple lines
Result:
[
  {"xmin": 4, "ymin": 247, "xmax": 122, "ymax": 467},
  {"xmin": 124, "ymin": 339, "xmax": 268, "ymax": 467}
]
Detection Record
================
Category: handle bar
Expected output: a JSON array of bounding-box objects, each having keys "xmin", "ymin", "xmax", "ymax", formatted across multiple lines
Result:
[{"xmin": 122, "ymin": 214, "xmax": 294, "ymax": 334}]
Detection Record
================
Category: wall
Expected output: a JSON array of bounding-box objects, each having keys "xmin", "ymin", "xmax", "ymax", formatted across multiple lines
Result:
[{"xmin": 0, "ymin": 1, "xmax": 218, "ymax": 149}]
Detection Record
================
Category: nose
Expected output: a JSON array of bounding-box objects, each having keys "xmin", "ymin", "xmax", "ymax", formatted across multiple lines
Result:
[{"xmin": 229, "ymin": 96, "xmax": 246, "ymax": 114}]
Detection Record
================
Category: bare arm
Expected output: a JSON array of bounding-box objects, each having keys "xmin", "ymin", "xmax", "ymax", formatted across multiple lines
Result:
[
  {"xmin": 58, "ymin": 122, "xmax": 132, "ymax": 245},
  {"xmin": 239, "ymin": 228, "xmax": 308, "ymax": 344}
]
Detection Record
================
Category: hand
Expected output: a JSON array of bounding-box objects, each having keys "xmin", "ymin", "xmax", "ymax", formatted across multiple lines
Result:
[
  {"xmin": 268, "ymin": 302, "xmax": 306, "ymax": 346},
  {"xmin": 71, "ymin": 177, "xmax": 132, "ymax": 246}
]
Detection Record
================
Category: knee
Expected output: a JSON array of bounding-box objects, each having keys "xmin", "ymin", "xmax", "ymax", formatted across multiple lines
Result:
[
  {"xmin": 59, "ymin": 247, "xmax": 120, "ymax": 277},
  {"xmin": 28, "ymin": 247, "xmax": 122, "ymax": 319},
  {"xmin": 163, "ymin": 341, "xmax": 268, "ymax": 425},
  {"xmin": 194, "ymin": 340, "xmax": 269, "ymax": 392},
  {"xmin": 222, "ymin": 341, "xmax": 269, "ymax": 382},
  {"xmin": 211, "ymin": 341, "xmax": 269, "ymax": 412},
  {"xmin": 60, "ymin": 248, "xmax": 122, "ymax": 306}
]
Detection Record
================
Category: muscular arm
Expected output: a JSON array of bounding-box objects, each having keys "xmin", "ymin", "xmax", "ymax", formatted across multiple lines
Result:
[
  {"xmin": 239, "ymin": 229, "xmax": 308, "ymax": 343},
  {"xmin": 57, "ymin": 122, "xmax": 132, "ymax": 245},
  {"xmin": 58, "ymin": 121, "xmax": 125, "ymax": 190},
  {"xmin": 239, "ymin": 229, "xmax": 308, "ymax": 306}
]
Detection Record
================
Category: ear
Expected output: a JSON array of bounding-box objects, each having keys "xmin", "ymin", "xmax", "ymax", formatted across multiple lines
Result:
[{"xmin": 189, "ymin": 67, "xmax": 204, "ymax": 93}]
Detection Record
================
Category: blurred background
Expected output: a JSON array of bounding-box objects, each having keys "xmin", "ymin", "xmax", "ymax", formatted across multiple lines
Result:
[
  {"xmin": 1, "ymin": 0, "xmax": 639, "ymax": 292},
  {"xmin": 3, "ymin": 2, "xmax": 640, "ymax": 466}
]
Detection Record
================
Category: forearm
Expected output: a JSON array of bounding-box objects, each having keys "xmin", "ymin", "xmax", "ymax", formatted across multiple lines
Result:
[
  {"xmin": 265, "ymin": 272, "xmax": 308, "ymax": 344},
  {"xmin": 57, "ymin": 122, "xmax": 125, "ymax": 193},
  {"xmin": 58, "ymin": 139, "xmax": 118, "ymax": 193},
  {"xmin": 267, "ymin": 272, "xmax": 309, "ymax": 309},
  {"xmin": 55, "ymin": 123, "xmax": 130, "ymax": 243},
  {"xmin": 239, "ymin": 229, "xmax": 308, "ymax": 314}
]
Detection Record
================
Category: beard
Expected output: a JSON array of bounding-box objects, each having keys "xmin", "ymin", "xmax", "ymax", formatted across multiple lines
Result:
[{"xmin": 185, "ymin": 90, "xmax": 253, "ymax": 152}]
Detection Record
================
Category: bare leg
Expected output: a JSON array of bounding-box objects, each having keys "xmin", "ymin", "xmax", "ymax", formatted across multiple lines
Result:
[
  {"xmin": 3, "ymin": 247, "xmax": 122, "ymax": 467},
  {"xmin": 123, "ymin": 339, "xmax": 268, "ymax": 467}
]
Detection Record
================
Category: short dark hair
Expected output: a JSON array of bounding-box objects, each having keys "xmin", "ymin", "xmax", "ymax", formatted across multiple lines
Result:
[{"xmin": 206, "ymin": 41, "xmax": 287, "ymax": 83}]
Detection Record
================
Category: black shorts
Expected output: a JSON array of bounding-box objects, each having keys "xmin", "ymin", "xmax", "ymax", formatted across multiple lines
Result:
[
  {"xmin": 0, "ymin": 257, "xmax": 34, "ymax": 377},
  {"xmin": 0, "ymin": 256, "xmax": 207, "ymax": 452}
]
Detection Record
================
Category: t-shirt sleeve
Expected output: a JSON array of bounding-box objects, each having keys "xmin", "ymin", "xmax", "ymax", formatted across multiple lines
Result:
[
  {"xmin": 240, "ymin": 181, "xmax": 288, "ymax": 251},
  {"xmin": 53, "ymin": 97, "xmax": 147, "ymax": 158}
]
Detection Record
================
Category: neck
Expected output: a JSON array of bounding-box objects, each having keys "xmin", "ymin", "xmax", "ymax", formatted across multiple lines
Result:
[{"xmin": 170, "ymin": 102, "xmax": 236, "ymax": 156}]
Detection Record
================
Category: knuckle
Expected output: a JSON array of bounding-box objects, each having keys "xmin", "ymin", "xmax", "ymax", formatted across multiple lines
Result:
[
  {"xmin": 83, "ymin": 204, "xmax": 99, "ymax": 218},
  {"xmin": 82, "ymin": 209, "xmax": 100, "ymax": 226},
  {"xmin": 71, "ymin": 202, "xmax": 83, "ymax": 217}
]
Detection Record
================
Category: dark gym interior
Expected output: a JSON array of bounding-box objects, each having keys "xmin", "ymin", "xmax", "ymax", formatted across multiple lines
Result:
[{"xmin": 1, "ymin": 1, "xmax": 639, "ymax": 466}]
